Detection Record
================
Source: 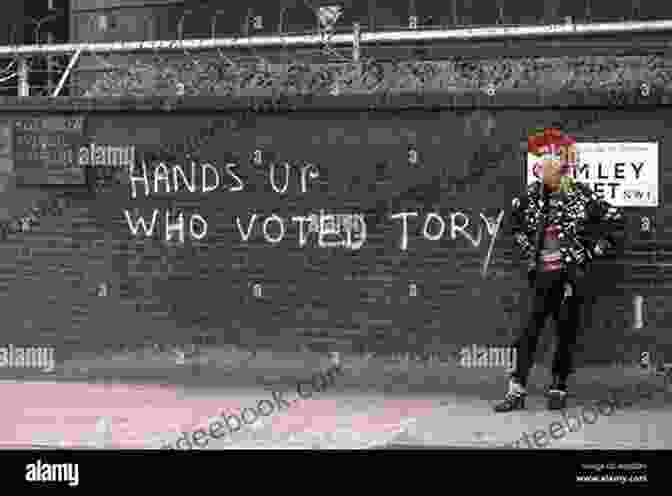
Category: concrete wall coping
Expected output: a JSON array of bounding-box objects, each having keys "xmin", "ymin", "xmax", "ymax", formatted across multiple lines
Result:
[{"xmin": 1, "ymin": 90, "xmax": 672, "ymax": 113}]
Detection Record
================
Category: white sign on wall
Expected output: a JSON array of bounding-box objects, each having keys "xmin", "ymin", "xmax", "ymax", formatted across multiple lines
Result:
[{"xmin": 526, "ymin": 142, "xmax": 659, "ymax": 207}]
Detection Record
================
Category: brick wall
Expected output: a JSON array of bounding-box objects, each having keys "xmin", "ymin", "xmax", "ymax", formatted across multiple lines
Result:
[{"xmin": 0, "ymin": 105, "xmax": 669, "ymax": 365}]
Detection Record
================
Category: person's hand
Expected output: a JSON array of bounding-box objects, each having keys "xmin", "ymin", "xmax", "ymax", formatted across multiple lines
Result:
[
  {"xmin": 593, "ymin": 240, "xmax": 606, "ymax": 256},
  {"xmin": 563, "ymin": 282, "xmax": 573, "ymax": 298}
]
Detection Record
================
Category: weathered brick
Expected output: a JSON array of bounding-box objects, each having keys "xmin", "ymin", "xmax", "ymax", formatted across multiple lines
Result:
[{"xmin": 0, "ymin": 107, "xmax": 668, "ymax": 365}]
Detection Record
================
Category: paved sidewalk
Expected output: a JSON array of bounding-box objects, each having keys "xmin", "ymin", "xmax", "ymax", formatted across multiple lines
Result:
[
  {"xmin": 385, "ymin": 389, "xmax": 672, "ymax": 449},
  {"xmin": 1, "ymin": 346, "xmax": 669, "ymax": 449}
]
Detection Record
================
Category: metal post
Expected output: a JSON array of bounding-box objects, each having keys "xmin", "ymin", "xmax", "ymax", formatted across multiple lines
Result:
[
  {"xmin": 46, "ymin": 32, "xmax": 55, "ymax": 95},
  {"xmin": 18, "ymin": 58, "xmax": 29, "ymax": 97},
  {"xmin": 585, "ymin": 0, "xmax": 592, "ymax": 22},
  {"xmin": 632, "ymin": 0, "xmax": 641, "ymax": 20},
  {"xmin": 53, "ymin": 48, "xmax": 82, "ymax": 97},
  {"xmin": 212, "ymin": 9, "xmax": 225, "ymax": 39},
  {"xmin": 545, "ymin": 0, "xmax": 560, "ymax": 24},
  {"xmin": 244, "ymin": 8, "xmax": 252, "ymax": 37},
  {"xmin": 278, "ymin": 7, "xmax": 286, "ymax": 35},
  {"xmin": 352, "ymin": 23, "xmax": 360, "ymax": 62},
  {"xmin": 368, "ymin": 0, "xmax": 376, "ymax": 32},
  {"xmin": 179, "ymin": 10, "xmax": 192, "ymax": 41},
  {"xmin": 633, "ymin": 294, "xmax": 644, "ymax": 329}
]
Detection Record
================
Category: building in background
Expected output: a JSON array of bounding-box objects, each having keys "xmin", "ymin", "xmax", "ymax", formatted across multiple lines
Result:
[
  {"xmin": 0, "ymin": 4, "xmax": 26, "ymax": 46},
  {"xmin": 71, "ymin": 0, "xmax": 179, "ymax": 43},
  {"xmin": 69, "ymin": 1, "xmax": 328, "ymax": 42},
  {"xmin": 22, "ymin": 0, "xmax": 69, "ymax": 46},
  {"xmin": 68, "ymin": 1, "xmax": 672, "ymax": 45}
]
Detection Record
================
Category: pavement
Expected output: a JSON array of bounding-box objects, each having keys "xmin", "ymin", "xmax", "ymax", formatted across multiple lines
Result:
[{"xmin": 1, "ymin": 345, "xmax": 670, "ymax": 450}]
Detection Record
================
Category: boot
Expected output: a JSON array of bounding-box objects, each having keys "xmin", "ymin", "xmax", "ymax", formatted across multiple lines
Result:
[
  {"xmin": 546, "ymin": 376, "xmax": 568, "ymax": 410},
  {"xmin": 493, "ymin": 378, "xmax": 527, "ymax": 412}
]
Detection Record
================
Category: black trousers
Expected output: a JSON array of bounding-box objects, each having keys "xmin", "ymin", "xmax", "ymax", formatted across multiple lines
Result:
[{"xmin": 511, "ymin": 269, "xmax": 585, "ymax": 388}]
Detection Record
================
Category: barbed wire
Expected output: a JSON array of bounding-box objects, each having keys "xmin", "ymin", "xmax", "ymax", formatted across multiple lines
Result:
[
  {"xmin": 0, "ymin": 59, "xmax": 17, "ymax": 75},
  {"xmin": 0, "ymin": 4, "xmax": 518, "ymax": 95},
  {"xmin": 1, "ymin": 6, "xmax": 670, "ymax": 97},
  {"xmin": 0, "ymin": 72, "xmax": 17, "ymax": 84}
]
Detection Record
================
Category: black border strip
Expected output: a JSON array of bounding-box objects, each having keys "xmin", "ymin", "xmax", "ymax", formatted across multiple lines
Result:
[{"xmin": 1, "ymin": 449, "xmax": 664, "ymax": 490}]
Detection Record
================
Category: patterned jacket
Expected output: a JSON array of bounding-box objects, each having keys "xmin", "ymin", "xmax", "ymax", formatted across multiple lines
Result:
[{"xmin": 510, "ymin": 180, "xmax": 626, "ymax": 277}]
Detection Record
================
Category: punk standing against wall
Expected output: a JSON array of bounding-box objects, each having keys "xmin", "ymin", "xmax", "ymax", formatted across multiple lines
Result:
[{"xmin": 494, "ymin": 128, "xmax": 626, "ymax": 412}]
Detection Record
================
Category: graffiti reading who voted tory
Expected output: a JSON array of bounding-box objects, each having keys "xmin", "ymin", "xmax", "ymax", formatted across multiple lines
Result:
[{"xmin": 122, "ymin": 157, "xmax": 504, "ymax": 277}]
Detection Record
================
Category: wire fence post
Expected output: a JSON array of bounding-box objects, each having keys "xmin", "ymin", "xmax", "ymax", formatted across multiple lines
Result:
[
  {"xmin": 46, "ymin": 32, "xmax": 54, "ymax": 95},
  {"xmin": 18, "ymin": 57, "xmax": 29, "ymax": 97},
  {"xmin": 352, "ymin": 22, "xmax": 360, "ymax": 63},
  {"xmin": 53, "ymin": 48, "xmax": 82, "ymax": 97}
]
